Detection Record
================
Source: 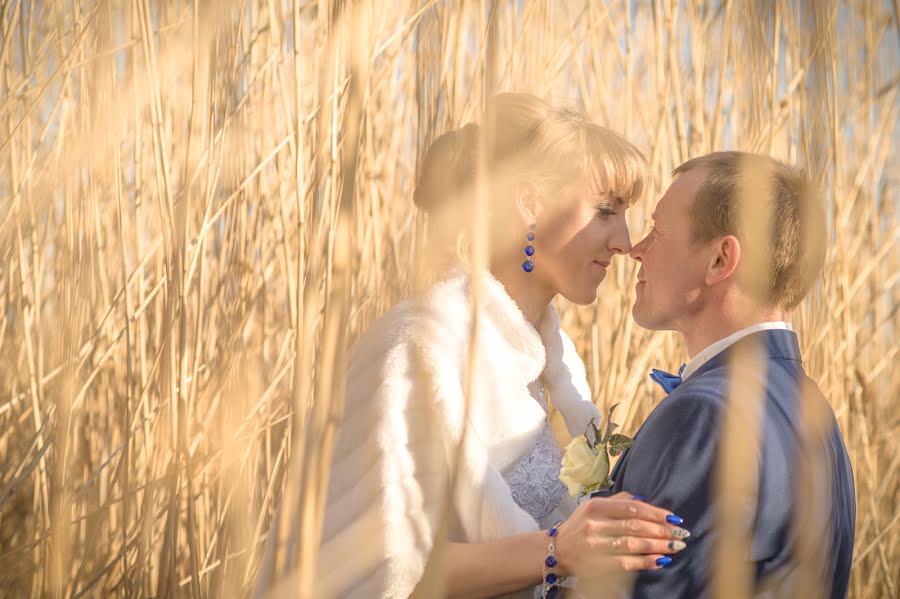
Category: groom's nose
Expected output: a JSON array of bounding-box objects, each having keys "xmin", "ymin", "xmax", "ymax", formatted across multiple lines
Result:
[{"xmin": 629, "ymin": 235, "xmax": 648, "ymax": 262}]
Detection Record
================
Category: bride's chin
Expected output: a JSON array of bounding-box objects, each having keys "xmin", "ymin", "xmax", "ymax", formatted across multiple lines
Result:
[{"xmin": 567, "ymin": 285, "xmax": 600, "ymax": 306}]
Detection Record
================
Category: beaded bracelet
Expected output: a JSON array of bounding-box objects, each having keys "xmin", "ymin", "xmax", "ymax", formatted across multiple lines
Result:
[{"xmin": 542, "ymin": 520, "xmax": 565, "ymax": 599}]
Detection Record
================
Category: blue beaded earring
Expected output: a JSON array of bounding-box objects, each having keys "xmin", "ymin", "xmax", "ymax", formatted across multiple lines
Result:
[{"xmin": 522, "ymin": 224, "xmax": 536, "ymax": 272}]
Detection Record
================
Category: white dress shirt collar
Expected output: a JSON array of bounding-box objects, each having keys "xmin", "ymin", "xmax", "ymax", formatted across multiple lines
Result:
[{"xmin": 681, "ymin": 321, "xmax": 794, "ymax": 381}]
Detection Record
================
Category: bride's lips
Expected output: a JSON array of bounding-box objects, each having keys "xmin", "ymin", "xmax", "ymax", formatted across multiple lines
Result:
[{"xmin": 592, "ymin": 259, "xmax": 610, "ymax": 271}]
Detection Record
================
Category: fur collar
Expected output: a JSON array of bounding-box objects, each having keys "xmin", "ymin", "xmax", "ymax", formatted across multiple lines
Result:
[{"xmin": 413, "ymin": 268, "xmax": 599, "ymax": 472}]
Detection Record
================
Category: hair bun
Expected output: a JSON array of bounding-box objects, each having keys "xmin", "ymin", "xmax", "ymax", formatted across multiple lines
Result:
[{"xmin": 413, "ymin": 123, "xmax": 480, "ymax": 213}]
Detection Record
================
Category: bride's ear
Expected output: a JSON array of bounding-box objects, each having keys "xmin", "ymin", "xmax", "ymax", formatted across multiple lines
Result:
[
  {"xmin": 706, "ymin": 235, "xmax": 741, "ymax": 285},
  {"xmin": 514, "ymin": 182, "xmax": 542, "ymax": 227}
]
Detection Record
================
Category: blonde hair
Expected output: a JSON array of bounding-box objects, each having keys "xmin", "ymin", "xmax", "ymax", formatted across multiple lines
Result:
[{"xmin": 413, "ymin": 93, "xmax": 649, "ymax": 269}]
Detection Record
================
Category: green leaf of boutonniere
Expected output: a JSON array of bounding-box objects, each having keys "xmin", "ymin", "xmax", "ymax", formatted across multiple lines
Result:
[
  {"xmin": 608, "ymin": 433, "xmax": 634, "ymax": 456},
  {"xmin": 600, "ymin": 403, "xmax": 620, "ymax": 444},
  {"xmin": 585, "ymin": 418, "xmax": 601, "ymax": 449}
]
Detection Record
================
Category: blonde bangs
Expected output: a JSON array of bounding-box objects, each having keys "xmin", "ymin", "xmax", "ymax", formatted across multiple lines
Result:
[{"xmin": 581, "ymin": 124, "xmax": 650, "ymax": 205}]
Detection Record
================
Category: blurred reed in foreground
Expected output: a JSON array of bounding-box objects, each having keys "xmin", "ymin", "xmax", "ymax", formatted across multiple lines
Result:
[{"xmin": 0, "ymin": 0, "xmax": 897, "ymax": 597}]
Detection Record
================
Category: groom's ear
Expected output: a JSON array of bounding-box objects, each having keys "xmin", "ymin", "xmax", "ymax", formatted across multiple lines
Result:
[{"xmin": 705, "ymin": 235, "xmax": 741, "ymax": 285}]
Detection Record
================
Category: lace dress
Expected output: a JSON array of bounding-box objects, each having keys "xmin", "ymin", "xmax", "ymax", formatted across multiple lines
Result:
[{"xmin": 501, "ymin": 381, "xmax": 570, "ymax": 528}]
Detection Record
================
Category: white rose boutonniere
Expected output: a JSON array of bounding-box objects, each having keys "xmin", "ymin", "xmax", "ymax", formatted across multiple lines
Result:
[{"xmin": 559, "ymin": 404, "xmax": 634, "ymax": 497}]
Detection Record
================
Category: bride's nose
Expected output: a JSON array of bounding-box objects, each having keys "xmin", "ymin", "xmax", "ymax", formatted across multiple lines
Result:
[{"xmin": 608, "ymin": 222, "xmax": 632, "ymax": 255}]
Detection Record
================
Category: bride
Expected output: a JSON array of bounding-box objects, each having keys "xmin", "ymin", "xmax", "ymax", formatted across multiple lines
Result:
[{"xmin": 318, "ymin": 93, "xmax": 688, "ymax": 598}]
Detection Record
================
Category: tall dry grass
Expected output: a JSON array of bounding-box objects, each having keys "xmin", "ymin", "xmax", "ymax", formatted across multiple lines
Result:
[{"xmin": 0, "ymin": 0, "xmax": 897, "ymax": 597}]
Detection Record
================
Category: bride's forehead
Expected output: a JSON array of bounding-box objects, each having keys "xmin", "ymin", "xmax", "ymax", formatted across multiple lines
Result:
[
  {"xmin": 578, "ymin": 170, "xmax": 630, "ymax": 202},
  {"xmin": 583, "ymin": 161, "xmax": 645, "ymax": 205}
]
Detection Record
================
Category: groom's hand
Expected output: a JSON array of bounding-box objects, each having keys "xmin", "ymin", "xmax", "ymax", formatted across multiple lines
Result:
[{"xmin": 553, "ymin": 491, "xmax": 690, "ymax": 578}]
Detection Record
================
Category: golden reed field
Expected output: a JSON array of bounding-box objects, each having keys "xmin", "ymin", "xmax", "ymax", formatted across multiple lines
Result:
[{"xmin": 0, "ymin": 0, "xmax": 897, "ymax": 597}]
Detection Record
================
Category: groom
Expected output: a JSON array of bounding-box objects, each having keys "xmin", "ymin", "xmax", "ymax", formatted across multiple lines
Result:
[{"xmin": 604, "ymin": 152, "xmax": 855, "ymax": 598}]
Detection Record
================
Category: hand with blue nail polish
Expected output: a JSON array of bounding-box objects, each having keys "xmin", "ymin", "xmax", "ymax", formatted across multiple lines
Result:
[{"xmin": 551, "ymin": 491, "xmax": 689, "ymax": 578}]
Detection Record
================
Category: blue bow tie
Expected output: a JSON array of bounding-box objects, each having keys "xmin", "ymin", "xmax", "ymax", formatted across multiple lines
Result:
[{"xmin": 650, "ymin": 364, "xmax": 686, "ymax": 394}]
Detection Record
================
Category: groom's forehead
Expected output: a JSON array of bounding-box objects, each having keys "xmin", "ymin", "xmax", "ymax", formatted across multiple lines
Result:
[
  {"xmin": 659, "ymin": 168, "xmax": 709, "ymax": 216},
  {"xmin": 653, "ymin": 186, "xmax": 683, "ymax": 220}
]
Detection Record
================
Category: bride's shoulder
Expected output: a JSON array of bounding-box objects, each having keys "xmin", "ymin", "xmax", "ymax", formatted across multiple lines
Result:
[{"xmin": 348, "ymin": 274, "xmax": 471, "ymax": 367}]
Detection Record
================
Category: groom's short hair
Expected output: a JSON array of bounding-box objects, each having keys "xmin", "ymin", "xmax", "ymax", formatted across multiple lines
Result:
[{"xmin": 673, "ymin": 151, "xmax": 826, "ymax": 309}]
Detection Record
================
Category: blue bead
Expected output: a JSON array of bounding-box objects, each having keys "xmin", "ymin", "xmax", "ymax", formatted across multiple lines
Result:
[
  {"xmin": 547, "ymin": 526, "xmax": 557, "ymax": 537},
  {"xmin": 545, "ymin": 573, "xmax": 558, "ymax": 584},
  {"xmin": 527, "ymin": 232, "xmax": 535, "ymax": 241},
  {"xmin": 524, "ymin": 245, "xmax": 535, "ymax": 256},
  {"xmin": 545, "ymin": 555, "xmax": 557, "ymax": 568},
  {"xmin": 522, "ymin": 260, "xmax": 534, "ymax": 273}
]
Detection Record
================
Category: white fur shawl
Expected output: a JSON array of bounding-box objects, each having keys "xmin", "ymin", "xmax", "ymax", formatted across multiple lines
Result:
[{"xmin": 318, "ymin": 270, "xmax": 599, "ymax": 598}]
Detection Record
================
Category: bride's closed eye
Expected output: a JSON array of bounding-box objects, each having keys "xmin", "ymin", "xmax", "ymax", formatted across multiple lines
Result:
[{"xmin": 595, "ymin": 203, "xmax": 617, "ymax": 219}]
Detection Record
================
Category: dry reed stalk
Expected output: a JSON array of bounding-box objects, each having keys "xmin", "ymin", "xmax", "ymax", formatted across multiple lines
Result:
[
  {"xmin": 0, "ymin": 0, "xmax": 896, "ymax": 597},
  {"xmin": 710, "ymin": 151, "xmax": 776, "ymax": 599}
]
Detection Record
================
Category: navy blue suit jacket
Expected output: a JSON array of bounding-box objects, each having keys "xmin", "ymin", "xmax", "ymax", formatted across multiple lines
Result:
[{"xmin": 607, "ymin": 330, "xmax": 855, "ymax": 598}]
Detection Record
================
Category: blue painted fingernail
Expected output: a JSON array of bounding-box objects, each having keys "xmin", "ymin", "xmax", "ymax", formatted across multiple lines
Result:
[
  {"xmin": 666, "ymin": 514, "xmax": 684, "ymax": 525},
  {"xmin": 632, "ymin": 494, "xmax": 648, "ymax": 501},
  {"xmin": 656, "ymin": 556, "xmax": 673, "ymax": 567}
]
